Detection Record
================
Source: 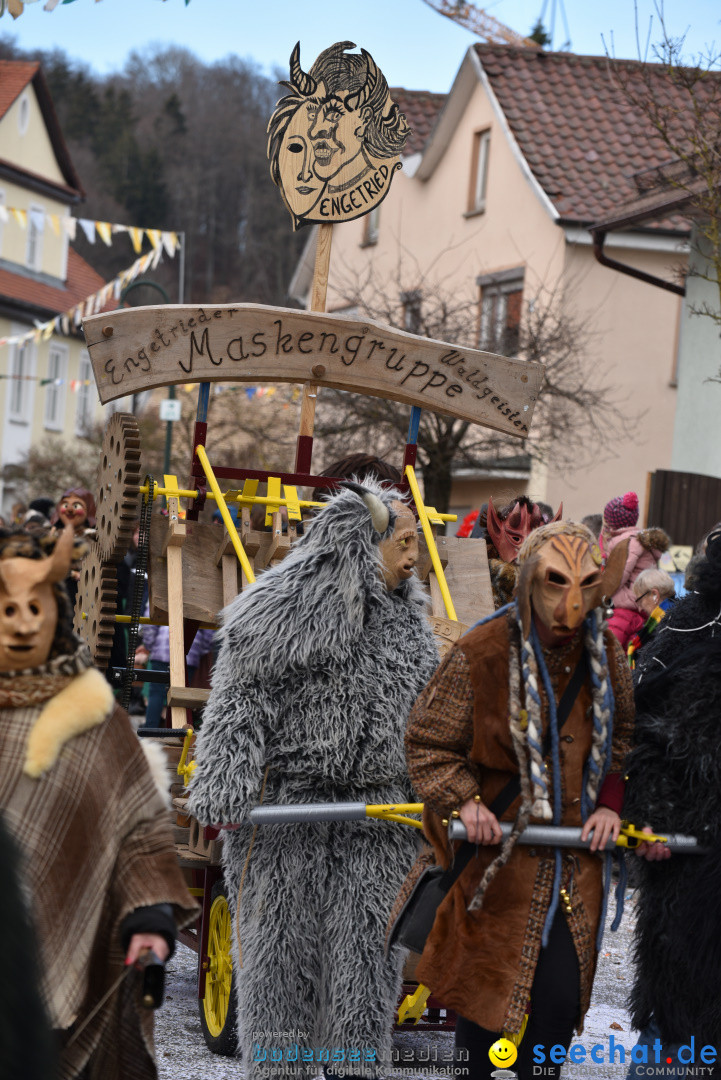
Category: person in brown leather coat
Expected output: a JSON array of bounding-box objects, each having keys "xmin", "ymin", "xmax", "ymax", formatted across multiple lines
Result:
[{"xmin": 405, "ymin": 521, "xmax": 634, "ymax": 1080}]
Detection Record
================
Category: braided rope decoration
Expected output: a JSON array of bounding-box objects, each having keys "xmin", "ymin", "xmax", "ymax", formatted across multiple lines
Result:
[
  {"xmin": 518, "ymin": 624, "xmax": 553, "ymax": 821},
  {"xmin": 468, "ymin": 632, "xmax": 534, "ymax": 912},
  {"xmin": 581, "ymin": 607, "xmax": 615, "ymax": 821}
]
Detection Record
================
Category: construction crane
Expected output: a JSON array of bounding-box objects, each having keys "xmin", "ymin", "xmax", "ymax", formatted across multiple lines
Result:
[{"xmin": 421, "ymin": 0, "xmax": 539, "ymax": 49}]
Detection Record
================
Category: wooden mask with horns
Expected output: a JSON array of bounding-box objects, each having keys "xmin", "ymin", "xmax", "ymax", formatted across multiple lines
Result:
[
  {"xmin": 0, "ymin": 524, "xmax": 75, "ymax": 672},
  {"xmin": 516, "ymin": 523, "xmax": 629, "ymax": 642}
]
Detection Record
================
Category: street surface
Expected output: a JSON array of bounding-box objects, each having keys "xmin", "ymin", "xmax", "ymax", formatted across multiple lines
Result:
[{"xmin": 156, "ymin": 892, "xmax": 639, "ymax": 1079}]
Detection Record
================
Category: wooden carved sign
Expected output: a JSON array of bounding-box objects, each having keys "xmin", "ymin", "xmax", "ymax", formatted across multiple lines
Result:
[
  {"xmin": 83, "ymin": 305, "xmax": 543, "ymax": 436},
  {"xmin": 267, "ymin": 41, "xmax": 407, "ymax": 230}
]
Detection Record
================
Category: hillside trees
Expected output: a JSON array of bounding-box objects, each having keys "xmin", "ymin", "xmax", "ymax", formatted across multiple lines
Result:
[{"xmin": 0, "ymin": 36, "xmax": 303, "ymax": 305}]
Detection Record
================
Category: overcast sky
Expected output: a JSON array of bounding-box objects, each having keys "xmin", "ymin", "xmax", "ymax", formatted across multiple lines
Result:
[{"xmin": 2, "ymin": 0, "xmax": 720, "ymax": 93}]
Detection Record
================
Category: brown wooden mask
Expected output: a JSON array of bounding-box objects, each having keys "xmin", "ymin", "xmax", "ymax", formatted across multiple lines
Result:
[
  {"xmin": 516, "ymin": 527, "xmax": 629, "ymax": 641},
  {"xmin": 378, "ymin": 503, "xmax": 419, "ymax": 592},
  {"xmin": 0, "ymin": 524, "xmax": 74, "ymax": 672},
  {"xmin": 487, "ymin": 497, "xmax": 563, "ymax": 564}
]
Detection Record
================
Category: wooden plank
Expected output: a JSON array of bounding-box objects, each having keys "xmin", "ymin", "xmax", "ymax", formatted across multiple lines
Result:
[
  {"xmin": 221, "ymin": 553, "xmax": 239, "ymax": 608},
  {"xmin": 166, "ymin": 686, "xmax": 211, "ymax": 708},
  {"xmin": 310, "ymin": 223, "xmax": 332, "ymax": 312},
  {"xmin": 427, "ymin": 573, "xmax": 447, "ymax": 618},
  {"xmin": 428, "ymin": 615, "xmax": 470, "ymax": 659},
  {"xmin": 165, "ymin": 486, "xmax": 188, "ymax": 730},
  {"xmin": 83, "ymin": 305, "xmax": 542, "ymax": 437},
  {"xmin": 150, "ymin": 519, "xmax": 225, "ymax": 626},
  {"xmin": 439, "ymin": 536, "xmax": 494, "ymax": 627}
]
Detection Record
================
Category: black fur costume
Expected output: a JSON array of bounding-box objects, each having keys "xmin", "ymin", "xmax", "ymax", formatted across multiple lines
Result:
[{"xmin": 624, "ymin": 532, "xmax": 721, "ymax": 1045}]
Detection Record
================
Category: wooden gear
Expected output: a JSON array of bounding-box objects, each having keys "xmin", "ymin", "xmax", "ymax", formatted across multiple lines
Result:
[
  {"xmin": 73, "ymin": 541, "xmax": 118, "ymax": 667},
  {"xmin": 95, "ymin": 413, "xmax": 142, "ymax": 563}
]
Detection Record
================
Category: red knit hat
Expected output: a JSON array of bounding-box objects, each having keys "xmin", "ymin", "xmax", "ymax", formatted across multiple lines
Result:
[{"xmin": 603, "ymin": 491, "xmax": 639, "ymax": 529}]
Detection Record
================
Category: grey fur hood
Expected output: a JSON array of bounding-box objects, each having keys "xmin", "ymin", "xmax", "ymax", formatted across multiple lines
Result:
[{"xmin": 220, "ymin": 480, "xmax": 429, "ymax": 679}]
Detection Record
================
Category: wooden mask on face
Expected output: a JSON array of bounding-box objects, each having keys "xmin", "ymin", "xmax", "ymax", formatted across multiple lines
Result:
[
  {"xmin": 0, "ymin": 525, "xmax": 74, "ymax": 672},
  {"xmin": 516, "ymin": 524, "xmax": 629, "ymax": 642}
]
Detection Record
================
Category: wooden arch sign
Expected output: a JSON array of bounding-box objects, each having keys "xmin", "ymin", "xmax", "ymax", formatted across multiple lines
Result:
[{"xmin": 83, "ymin": 304, "xmax": 542, "ymax": 437}]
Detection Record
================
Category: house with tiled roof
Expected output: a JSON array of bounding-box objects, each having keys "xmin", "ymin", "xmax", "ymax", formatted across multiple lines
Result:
[
  {"xmin": 292, "ymin": 45, "xmax": 706, "ymax": 525},
  {"xmin": 0, "ymin": 60, "xmax": 118, "ymax": 515}
]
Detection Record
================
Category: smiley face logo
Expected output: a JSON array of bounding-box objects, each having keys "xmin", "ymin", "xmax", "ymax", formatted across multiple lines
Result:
[{"xmin": 489, "ymin": 1038, "xmax": 518, "ymax": 1069}]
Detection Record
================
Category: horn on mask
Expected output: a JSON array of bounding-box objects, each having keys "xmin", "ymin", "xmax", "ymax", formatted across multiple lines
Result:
[
  {"xmin": 45, "ymin": 523, "xmax": 76, "ymax": 584},
  {"xmin": 345, "ymin": 50, "xmax": 378, "ymax": 111},
  {"xmin": 340, "ymin": 481, "xmax": 390, "ymax": 535},
  {"xmin": 550, "ymin": 502, "xmax": 564, "ymax": 523},
  {"xmin": 289, "ymin": 42, "xmax": 317, "ymax": 97}
]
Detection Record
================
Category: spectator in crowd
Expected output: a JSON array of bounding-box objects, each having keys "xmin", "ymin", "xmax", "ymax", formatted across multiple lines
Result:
[
  {"xmin": 582, "ymin": 513, "xmax": 603, "ymax": 539},
  {"xmin": 139, "ymin": 614, "xmax": 214, "ymax": 728},
  {"xmin": 626, "ymin": 568, "xmax": 676, "ymax": 671},
  {"xmin": 600, "ymin": 492, "xmax": 669, "ymax": 648}
]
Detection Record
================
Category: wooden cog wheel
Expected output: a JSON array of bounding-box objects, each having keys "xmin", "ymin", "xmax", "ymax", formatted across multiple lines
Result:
[
  {"xmin": 74, "ymin": 541, "xmax": 118, "ymax": 668},
  {"xmin": 96, "ymin": 412, "xmax": 142, "ymax": 563}
]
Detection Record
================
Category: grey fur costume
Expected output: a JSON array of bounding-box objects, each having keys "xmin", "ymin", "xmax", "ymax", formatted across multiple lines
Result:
[{"xmin": 188, "ymin": 483, "xmax": 439, "ymax": 1078}]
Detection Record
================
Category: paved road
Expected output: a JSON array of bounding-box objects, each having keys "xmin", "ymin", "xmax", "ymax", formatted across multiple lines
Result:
[{"xmin": 155, "ymin": 892, "xmax": 639, "ymax": 1080}]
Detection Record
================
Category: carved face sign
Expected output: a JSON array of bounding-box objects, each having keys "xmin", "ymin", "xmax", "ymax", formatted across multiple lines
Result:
[
  {"xmin": 486, "ymin": 497, "xmax": 563, "ymax": 564},
  {"xmin": 58, "ymin": 494, "xmax": 88, "ymax": 532},
  {"xmin": 0, "ymin": 525, "xmax": 74, "ymax": 672},
  {"xmin": 530, "ymin": 534, "xmax": 603, "ymax": 642},
  {"xmin": 378, "ymin": 503, "xmax": 419, "ymax": 593},
  {"xmin": 268, "ymin": 41, "xmax": 408, "ymax": 230},
  {"xmin": 279, "ymin": 101, "xmax": 324, "ymax": 220}
]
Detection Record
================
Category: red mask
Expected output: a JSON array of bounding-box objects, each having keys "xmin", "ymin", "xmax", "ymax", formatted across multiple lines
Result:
[{"xmin": 486, "ymin": 497, "xmax": 563, "ymax": 563}]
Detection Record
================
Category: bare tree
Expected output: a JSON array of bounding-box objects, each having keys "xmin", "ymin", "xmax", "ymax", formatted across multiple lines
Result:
[
  {"xmin": 607, "ymin": 5, "xmax": 721, "ymax": 338},
  {"xmin": 18, "ymin": 425, "xmax": 106, "ymax": 503},
  {"xmin": 314, "ymin": 266, "xmax": 635, "ymax": 513}
]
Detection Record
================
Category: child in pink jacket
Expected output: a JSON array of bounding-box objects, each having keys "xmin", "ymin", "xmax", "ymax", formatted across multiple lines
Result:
[{"xmin": 600, "ymin": 492, "xmax": 670, "ymax": 647}]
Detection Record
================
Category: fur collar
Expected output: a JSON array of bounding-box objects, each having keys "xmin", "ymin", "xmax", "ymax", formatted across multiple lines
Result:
[{"xmin": 23, "ymin": 666, "xmax": 114, "ymax": 778}]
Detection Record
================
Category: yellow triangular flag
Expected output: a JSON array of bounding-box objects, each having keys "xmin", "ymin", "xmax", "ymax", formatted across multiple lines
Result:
[
  {"xmin": 11, "ymin": 208, "xmax": 27, "ymax": 228},
  {"xmin": 48, "ymin": 214, "xmax": 60, "ymax": 236},
  {"xmin": 42, "ymin": 321, "xmax": 54, "ymax": 342},
  {"xmin": 129, "ymin": 226, "xmax": 143, "ymax": 254},
  {"xmin": 145, "ymin": 229, "xmax": 162, "ymax": 250},
  {"xmin": 96, "ymin": 221, "xmax": 113, "ymax": 246}
]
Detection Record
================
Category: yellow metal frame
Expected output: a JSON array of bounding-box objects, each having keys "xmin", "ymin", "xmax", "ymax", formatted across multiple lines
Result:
[
  {"xmin": 404, "ymin": 464, "xmax": 457, "ymax": 621},
  {"xmin": 177, "ymin": 727, "xmax": 196, "ymax": 786},
  {"xmin": 195, "ymin": 444, "xmax": 256, "ymax": 583}
]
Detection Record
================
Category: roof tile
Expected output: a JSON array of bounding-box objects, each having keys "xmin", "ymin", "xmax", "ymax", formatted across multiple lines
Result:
[
  {"xmin": 0, "ymin": 247, "xmax": 115, "ymax": 318},
  {"xmin": 0, "ymin": 60, "xmax": 38, "ymax": 121},
  {"xmin": 390, "ymin": 88, "xmax": 447, "ymax": 156},
  {"xmin": 476, "ymin": 43, "xmax": 718, "ymax": 226}
]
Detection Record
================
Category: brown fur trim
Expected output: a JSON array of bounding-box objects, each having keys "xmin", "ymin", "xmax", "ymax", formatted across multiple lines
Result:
[{"xmin": 637, "ymin": 527, "xmax": 670, "ymax": 552}]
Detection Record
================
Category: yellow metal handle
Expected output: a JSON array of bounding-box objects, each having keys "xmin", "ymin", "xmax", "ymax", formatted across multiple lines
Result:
[
  {"xmin": 405, "ymin": 465, "xmax": 457, "ymax": 621},
  {"xmin": 195, "ymin": 444, "xmax": 256, "ymax": 583},
  {"xmin": 398, "ymin": 983, "xmax": 431, "ymax": 1025}
]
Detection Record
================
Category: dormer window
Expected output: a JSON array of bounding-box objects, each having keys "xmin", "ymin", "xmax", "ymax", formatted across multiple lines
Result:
[{"xmin": 467, "ymin": 129, "xmax": 490, "ymax": 216}]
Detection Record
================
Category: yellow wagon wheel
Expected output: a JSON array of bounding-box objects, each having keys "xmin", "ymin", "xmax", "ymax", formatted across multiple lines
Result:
[{"xmin": 199, "ymin": 880, "xmax": 238, "ymax": 1056}]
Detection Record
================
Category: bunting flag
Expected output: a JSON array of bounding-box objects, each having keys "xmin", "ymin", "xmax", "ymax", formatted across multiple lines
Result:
[
  {"xmin": 1, "ymin": 208, "xmax": 179, "ymax": 256},
  {"xmin": 2, "ymin": 0, "xmax": 191, "ymax": 13},
  {"xmin": 0, "ymin": 243, "xmax": 169, "ymax": 353}
]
